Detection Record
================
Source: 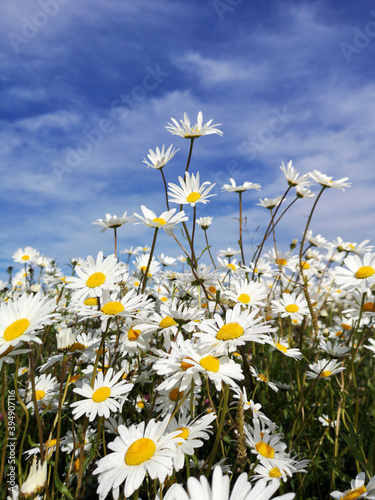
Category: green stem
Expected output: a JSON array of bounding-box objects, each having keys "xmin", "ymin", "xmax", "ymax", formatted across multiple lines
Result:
[
  {"xmin": 141, "ymin": 228, "xmax": 159, "ymax": 294},
  {"xmin": 205, "ymin": 383, "xmax": 230, "ymax": 475}
]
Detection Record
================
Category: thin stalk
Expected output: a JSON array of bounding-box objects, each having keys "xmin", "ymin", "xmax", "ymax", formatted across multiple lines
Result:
[
  {"xmin": 114, "ymin": 227, "xmax": 117, "ymax": 258},
  {"xmin": 185, "ymin": 138, "xmax": 195, "ymax": 174},
  {"xmin": 238, "ymin": 192, "xmax": 246, "ymax": 266},
  {"xmin": 141, "ymin": 228, "xmax": 159, "ymax": 294},
  {"xmin": 205, "ymin": 383, "xmax": 230, "ymax": 475},
  {"xmin": 160, "ymin": 168, "xmax": 170, "ymax": 211}
]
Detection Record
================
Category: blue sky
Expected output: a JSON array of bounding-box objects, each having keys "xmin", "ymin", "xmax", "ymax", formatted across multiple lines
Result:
[{"xmin": 1, "ymin": 0, "xmax": 375, "ymax": 277}]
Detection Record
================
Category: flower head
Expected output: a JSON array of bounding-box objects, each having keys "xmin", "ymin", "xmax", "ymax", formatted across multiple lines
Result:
[
  {"xmin": 143, "ymin": 144, "xmax": 179, "ymax": 169},
  {"xmin": 166, "ymin": 111, "xmax": 223, "ymax": 138},
  {"xmin": 168, "ymin": 172, "xmax": 216, "ymax": 207}
]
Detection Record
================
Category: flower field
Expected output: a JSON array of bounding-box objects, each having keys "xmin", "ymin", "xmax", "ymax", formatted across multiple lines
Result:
[{"xmin": 1, "ymin": 112, "xmax": 375, "ymax": 499}]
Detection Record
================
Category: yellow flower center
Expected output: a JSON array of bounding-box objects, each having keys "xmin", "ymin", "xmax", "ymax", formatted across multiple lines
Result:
[
  {"xmin": 209, "ymin": 286, "xmax": 216, "ymax": 294},
  {"xmin": 341, "ymin": 486, "xmax": 367, "ymax": 500},
  {"xmin": 200, "ymin": 355, "xmax": 220, "ymax": 372},
  {"xmin": 92, "ymin": 386, "xmax": 111, "ymax": 403},
  {"xmin": 275, "ymin": 342, "xmax": 288, "ymax": 353},
  {"xmin": 86, "ymin": 272, "xmax": 106, "ymax": 288},
  {"xmin": 69, "ymin": 375, "xmax": 81, "ymax": 384},
  {"xmin": 159, "ymin": 316, "xmax": 177, "ymax": 328},
  {"xmin": 227, "ymin": 264, "xmax": 236, "ymax": 271},
  {"xmin": 36, "ymin": 390, "xmax": 46, "ymax": 400},
  {"xmin": 176, "ymin": 427, "xmax": 189, "ymax": 440},
  {"xmin": 45, "ymin": 439, "xmax": 57, "ymax": 449},
  {"xmin": 255, "ymin": 441, "xmax": 275, "ymax": 459},
  {"xmin": 169, "ymin": 388, "xmax": 183, "ymax": 401},
  {"xmin": 186, "ymin": 192, "xmax": 201, "ymax": 203},
  {"xmin": 69, "ymin": 342, "xmax": 85, "ymax": 352},
  {"xmin": 355, "ymin": 266, "xmax": 374, "ymax": 279},
  {"xmin": 341, "ymin": 323, "xmax": 351, "ymax": 330},
  {"xmin": 137, "ymin": 401, "xmax": 145, "ymax": 409},
  {"xmin": 238, "ymin": 293, "xmax": 250, "ymax": 304},
  {"xmin": 269, "ymin": 467, "xmax": 282, "ymax": 478},
  {"xmin": 84, "ymin": 297, "xmax": 98, "ymax": 306},
  {"xmin": 363, "ymin": 302, "xmax": 375, "ymax": 312},
  {"xmin": 21, "ymin": 255, "xmax": 30, "ymax": 261},
  {"xmin": 3, "ymin": 319, "xmax": 30, "ymax": 342},
  {"xmin": 277, "ymin": 258, "xmax": 287, "ymax": 266},
  {"xmin": 152, "ymin": 217, "xmax": 167, "ymax": 226},
  {"xmin": 125, "ymin": 438, "xmax": 156, "ymax": 466},
  {"xmin": 285, "ymin": 304, "xmax": 299, "ymax": 313},
  {"xmin": 128, "ymin": 328, "xmax": 141, "ymax": 341},
  {"xmin": 101, "ymin": 301, "xmax": 125, "ymax": 316},
  {"xmin": 74, "ymin": 457, "xmax": 81, "ymax": 474},
  {"xmin": 259, "ymin": 373, "xmax": 268, "ymax": 382},
  {"xmin": 161, "ymin": 296, "xmax": 168, "ymax": 302},
  {"xmin": 320, "ymin": 370, "xmax": 332, "ymax": 378},
  {"xmin": 140, "ymin": 266, "xmax": 152, "ymax": 277},
  {"xmin": 181, "ymin": 357, "xmax": 195, "ymax": 371},
  {"xmin": 216, "ymin": 322, "xmax": 244, "ymax": 341},
  {"xmin": 301, "ymin": 261, "xmax": 310, "ymax": 270}
]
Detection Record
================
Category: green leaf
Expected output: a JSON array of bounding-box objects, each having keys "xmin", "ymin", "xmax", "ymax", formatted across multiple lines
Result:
[{"xmin": 54, "ymin": 472, "xmax": 75, "ymax": 500}]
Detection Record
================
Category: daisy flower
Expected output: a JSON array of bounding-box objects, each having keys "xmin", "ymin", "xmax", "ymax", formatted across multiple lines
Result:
[
  {"xmin": 77, "ymin": 289, "xmax": 151, "ymax": 331},
  {"xmin": 257, "ymin": 196, "xmax": 284, "ymax": 210},
  {"xmin": 318, "ymin": 339, "xmax": 351, "ymax": 358},
  {"xmin": 365, "ymin": 338, "xmax": 375, "ymax": 357},
  {"xmin": 153, "ymin": 338, "xmax": 243, "ymax": 392},
  {"xmin": 295, "ymin": 185, "xmax": 315, "ymax": 198},
  {"xmin": 93, "ymin": 415, "xmax": 182, "ymax": 499},
  {"xmin": 245, "ymin": 422, "xmax": 289, "ymax": 467},
  {"xmin": 280, "ymin": 160, "xmax": 312, "ymax": 187},
  {"xmin": 306, "ymin": 359, "xmax": 345, "ymax": 380},
  {"xmin": 196, "ymin": 216, "xmax": 213, "ymax": 229},
  {"xmin": 134, "ymin": 253, "xmax": 161, "ymax": 278},
  {"xmin": 165, "ymin": 464, "xmax": 295, "ymax": 500},
  {"xmin": 217, "ymin": 247, "xmax": 241, "ymax": 258},
  {"xmin": 19, "ymin": 457, "xmax": 47, "ymax": 499},
  {"xmin": 167, "ymin": 412, "xmax": 217, "ymax": 471},
  {"xmin": 305, "ymin": 230, "xmax": 328, "ymax": 248},
  {"xmin": 268, "ymin": 337, "xmax": 303, "ymax": 360},
  {"xmin": 168, "ymin": 172, "xmax": 216, "ymax": 207},
  {"xmin": 309, "ymin": 170, "xmax": 351, "ymax": 190},
  {"xmin": 12, "ymin": 246, "xmax": 40, "ymax": 264},
  {"xmin": 0, "ymin": 292, "xmax": 57, "ymax": 356},
  {"xmin": 92, "ymin": 212, "xmax": 135, "ymax": 232},
  {"xmin": 334, "ymin": 253, "xmax": 375, "ymax": 292},
  {"xmin": 224, "ymin": 279, "xmax": 268, "ymax": 308},
  {"xmin": 66, "ymin": 251, "xmax": 123, "ymax": 301},
  {"xmin": 154, "ymin": 385, "xmax": 198, "ymax": 417},
  {"xmin": 250, "ymin": 366, "xmax": 279, "ymax": 393},
  {"xmin": 165, "ymin": 111, "xmax": 223, "ymax": 138},
  {"xmin": 143, "ymin": 144, "xmax": 179, "ymax": 169},
  {"xmin": 194, "ymin": 303, "xmax": 272, "ymax": 353},
  {"xmin": 24, "ymin": 373, "xmax": 59, "ymax": 412},
  {"xmin": 233, "ymin": 387, "xmax": 274, "ymax": 428},
  {"xmin": 71, "ymin": 368, "xmax": 133, "ymax": 421},
  {"xmin": 330, "ymin": 472, "xmax": 375, "ymax": 499},
  {"xmin": 271, "ymin": 292, "xmax": 309, "ymax": 322},
  {"xmin": 318, "ymin": 414, "xmax": 336, "ymax": 428},
  {"xmin": 221, "ymin": 178, "xmax": 261, "ymax": 193},
  {"xmin": 134, "ymin": 205, "xmax": 188, "ymax": 235}
]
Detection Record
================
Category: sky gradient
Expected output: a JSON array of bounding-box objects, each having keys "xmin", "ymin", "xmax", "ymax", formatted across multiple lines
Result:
[{"xmin": 1, "ymin": 0, "xmax": 375, "ymax": 277}]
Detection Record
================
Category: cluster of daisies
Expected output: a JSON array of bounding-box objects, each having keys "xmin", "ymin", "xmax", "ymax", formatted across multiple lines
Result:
[{"xmin": 2, "ymin": 112, "xmax": 375, "ymax": 500}]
